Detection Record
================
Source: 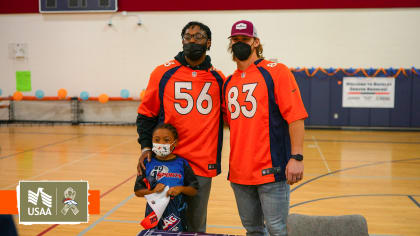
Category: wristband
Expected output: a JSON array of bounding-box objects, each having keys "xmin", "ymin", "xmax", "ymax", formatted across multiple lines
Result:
[
  {"xmin": 141, "ymin": 148, "xmax": 151, "ymax": 154},
  {"xmin": 290, "ymin": 154, "xmax": 304, "ymax": 161}
]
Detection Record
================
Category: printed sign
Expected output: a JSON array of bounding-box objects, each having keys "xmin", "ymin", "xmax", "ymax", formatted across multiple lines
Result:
[
  {"xmin": 342, "ymin": 77, "xmax": 395, "ymax": 108},
  {"xmin": 17, "ymin": 181, "xmax": 88, "ymax": 224}
]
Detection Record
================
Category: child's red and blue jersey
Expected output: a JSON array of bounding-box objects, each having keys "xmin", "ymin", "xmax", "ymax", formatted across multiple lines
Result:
[
  {"xmin": 134, "ymin": 156, "xmax": 198, "ymax": 232},
  {"xmin": 223, "ymin": 59, "xmax": 308, "ymax": 185}
]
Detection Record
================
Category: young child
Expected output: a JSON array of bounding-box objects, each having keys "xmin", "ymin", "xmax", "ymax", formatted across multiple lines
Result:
[{"xmin": 134, "ymin": 123, "xmax": 198, "ymax": 232}]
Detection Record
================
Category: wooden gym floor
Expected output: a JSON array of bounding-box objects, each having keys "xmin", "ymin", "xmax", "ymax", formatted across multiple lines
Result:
[{"xmin": 0, "ymin": 125, "xmax": 419, "ymax": 236}]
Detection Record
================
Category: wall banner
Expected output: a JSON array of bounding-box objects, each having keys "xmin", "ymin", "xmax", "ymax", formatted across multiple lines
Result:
[{"xmin": 342, "ymin": 77, "xmax": 395, "ymax": 108}]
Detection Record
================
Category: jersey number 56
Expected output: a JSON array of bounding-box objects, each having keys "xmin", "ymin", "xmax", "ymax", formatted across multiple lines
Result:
[{"xmin": 174, "ymin": 82, "xmax": 213, "ymax": 115}]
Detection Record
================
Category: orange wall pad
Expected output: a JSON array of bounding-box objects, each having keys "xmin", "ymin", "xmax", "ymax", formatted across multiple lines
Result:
[{"xmin": 0, "ymin": 190, "xmax": 100, "ymax": 215}]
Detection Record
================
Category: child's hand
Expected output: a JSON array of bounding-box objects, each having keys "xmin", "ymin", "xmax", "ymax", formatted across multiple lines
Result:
[
  {"xmin": 167, "ymin": 186, "xmax": 183, "ymax": 197},
  {"xmin": 153, "ymin": 183, "xmax": 165, "ymax": 193}
]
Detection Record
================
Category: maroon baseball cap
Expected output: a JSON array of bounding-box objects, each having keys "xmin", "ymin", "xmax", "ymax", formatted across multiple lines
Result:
[{"xmin": 229, "ymin": 20, "xmax": 258, "ymax": 38}]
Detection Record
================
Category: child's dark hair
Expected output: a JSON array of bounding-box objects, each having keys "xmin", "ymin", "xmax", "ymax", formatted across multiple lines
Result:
[{"xmin": 153, "ymin": 123, "xmax": 178, "ymax": 140}]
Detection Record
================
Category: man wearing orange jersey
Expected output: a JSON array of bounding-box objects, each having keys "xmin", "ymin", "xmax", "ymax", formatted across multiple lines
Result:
[
  {"xmin": 223, "ymin": 20, "xmax": 308, "ymax": 235},
  {"xmin": 136, "ymin": 21, "xmax": 225, "ymax": 232}
]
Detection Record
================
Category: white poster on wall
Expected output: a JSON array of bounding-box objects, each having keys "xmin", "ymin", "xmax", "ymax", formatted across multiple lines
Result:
[{"xmin": 342, "ymin": 77, "xmax": 395, "ymax": 108}]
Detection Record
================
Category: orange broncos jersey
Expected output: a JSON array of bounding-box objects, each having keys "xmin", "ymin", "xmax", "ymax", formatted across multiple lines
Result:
[
  {"xmin": 223, "ymin": 59, "xmax": 308, "ymax": 185},
  {"xmin": 138, "ymin": 59, "xmax": 225, "ymax": 177}
]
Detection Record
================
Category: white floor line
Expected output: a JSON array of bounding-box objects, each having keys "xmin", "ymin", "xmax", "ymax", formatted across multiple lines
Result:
[
  {"xmin": 311, "ymin": 135, "xmax": 331, "ymax": 173},
  {"xmin": 78, "ymin": 194, "xmax": 135, "ymax": 235},
  {"xmin": 2, "ymin": 139, "xmax": 133, "ymax": 190}
]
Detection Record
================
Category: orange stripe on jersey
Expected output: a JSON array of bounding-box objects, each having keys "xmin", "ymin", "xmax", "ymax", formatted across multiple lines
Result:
[
  {"xmin": 138, "ymin": 60, "xmax": 226, "ymax": 177},
  {"xmin": 224, "ymin": 59, "xmax": 307, "ymax": 185}
]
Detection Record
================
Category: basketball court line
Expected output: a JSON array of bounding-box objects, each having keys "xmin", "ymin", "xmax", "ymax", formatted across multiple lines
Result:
[
  {"xmin": 77, "ymin": 155, "xmax": 420, "ymax": 234},
  {"xmin": 314, "ymin": 138, "xmax": 420, "ymax": 145},
  {"xmin": 0, "ymin": 135, "xmax": 85, "ymax": 160},
  {"xmin": 311, "ymin": 135, "xmax": 331, "ymax": 173},
  {"xmin": 290, "ymin": 193, "xmax": 420, "ymax": 208},
  {"xmin": 100, "ymin": 174, "xmax": 136, "ymax": 198},
  {"xmin": 0, "ymin": 130, "xmax": 136, "ymax": 137},
  {"xmin": 2, "ymin": 129, "xmax": 419, "ymax": 144},
  {"xmin": 327, "ymin": 174, "xmax": 420, "ymax": 180},
  {"xmin": 408, "ymin": 195, "xmax": 420, "ymax": 208},
  {"xmin": 81, "ymin": 195, "xmax": 246, "ymax": 235},
  {"xmin": 103, "ymin": 219, "xmax": 138, "ymax": 223},
  {"xmin": 35, "ymin": 149, "xmax": 138, "ymax": 156},
  {"xmin": 1, "ymin": 139, "xmax": 133, "ymax": 190},
  {"xmin": 32, "ymin": 156, "xmax": 420, "ymax": 235},
  {"xmin": 37, "ymin": 174, "xmax": 137, "ymax": 235},
  {"xmin": 77, "ymin": 194, "xmax": 135, "ymax": 236},
  {"xmin": 291, "ymin": 157, "xmax": 420, "ymax": 193}
]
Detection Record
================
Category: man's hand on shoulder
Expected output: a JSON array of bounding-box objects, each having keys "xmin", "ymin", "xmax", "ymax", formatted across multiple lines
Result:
[{"xmin": 137, "ymin": 149, "xmax": 152, "ymax": 176}]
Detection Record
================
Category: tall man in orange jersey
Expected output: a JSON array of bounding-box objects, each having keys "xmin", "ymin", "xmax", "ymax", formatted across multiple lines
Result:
[
  {"xmin": 223, "ymin": 20, "xmax": 308, "ymax": 235},
  {"xmin": 136, "ymin": 21, "xmax": 225, "ymax": 232}
]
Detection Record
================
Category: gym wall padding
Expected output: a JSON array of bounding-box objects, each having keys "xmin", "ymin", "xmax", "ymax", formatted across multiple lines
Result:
[{"xmin": 294, "ymin": 68, "xmax": 420, "ymax": 128}]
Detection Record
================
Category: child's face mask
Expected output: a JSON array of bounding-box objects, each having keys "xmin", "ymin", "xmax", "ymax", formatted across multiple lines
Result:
[{"xmin": 152, "ymin": 141, "xmax": 175, "ymax": 157}]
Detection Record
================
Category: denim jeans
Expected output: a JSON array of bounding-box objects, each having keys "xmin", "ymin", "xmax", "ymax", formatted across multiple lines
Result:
[
  {"xmin": 185, "ymin": 176, "xmax": 212, "ymax": 232},
  {"xmin": 231, "ymin": 181, "xmax": 290, "ymax": 236}
]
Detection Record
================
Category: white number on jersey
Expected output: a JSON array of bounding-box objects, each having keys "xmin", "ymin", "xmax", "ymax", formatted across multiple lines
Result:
[
  {"xmin": 227, "ymin": 83, "xmax": 258, "ymax": 119},
  {"xmin": 174, "ymin": 82, "xmax": 213, "ymax": 115},
  {"xmin": 164, "ymin": 61, "xmax": 175, "ymax": 67}
]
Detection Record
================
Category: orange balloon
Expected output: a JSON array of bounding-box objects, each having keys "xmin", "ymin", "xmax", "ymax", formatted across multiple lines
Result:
[
  {"xmin": 140, "ymin": 90, "xmax": 146, "ymax": 101},
  {"xmin": 98, "ymin": 94, "xmax": 109, "ymax": 103},
  {"xmin": 337, "ymin": 81, "xmax": 342, "ymax": 85},
  {"xmin": 57, "ymin": 88, "xmax": 67, "ymax": 99},
  {"xmin": 13, "ymin": 91, "xmax": 23, "ymax": 101}
]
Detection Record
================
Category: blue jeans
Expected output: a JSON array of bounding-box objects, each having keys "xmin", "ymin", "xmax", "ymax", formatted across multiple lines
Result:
[
  {"xmin": 231, "ymin": 181, "xmax": 290, "ymax": 236},
  {"xmin": 185, "ymin": 176, "xmax": 212, "ymax": 232}
]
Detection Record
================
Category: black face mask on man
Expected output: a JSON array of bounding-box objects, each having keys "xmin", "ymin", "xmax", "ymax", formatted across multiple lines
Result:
[
  {"xmin": 232, "ymin": 42, "xmax": 252, "ymax": 61},
  {"xmin": 183, "ymin": 43, "xmax": 207, "ymax": 61}
]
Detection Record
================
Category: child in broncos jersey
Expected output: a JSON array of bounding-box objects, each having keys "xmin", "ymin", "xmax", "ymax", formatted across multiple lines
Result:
[{"xmin": 134, "ymin": 123, "xmax": 198, "ymax": 232}]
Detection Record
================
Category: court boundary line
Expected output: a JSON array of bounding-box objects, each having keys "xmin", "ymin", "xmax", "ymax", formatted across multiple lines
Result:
[
  {"xmin": 0, "ymin": 130, "xmax": 136, "ymax": 137},
  {"xmin": 36, "ymin": 174, "xmax": 137, "ymax": 235},
  {"xmin": 0, "ymin": 135, "xmax": 85, "ymax": 160},
  {"xmin": 291, "ymin": 157, "xmax": 420, "ymax": 193},
  {"xmin": 311, "ymin": 135, "xmax": 331, "ymax": 173},
  {"xmin": 2, "ymin": 139, "xmax": 133, "ymax": 190},
  {"xmin": 313, "ymin": 138, "xmax": 420, "ymax": 145},
  {"xmin": 77, "ymin": 194, "xmax": 135, "ymax": 236},
  {"xmin": 2, "ymin": 130, "xmax": 419, "ymax": 144},
  {"xmin": 291, "ymin": 193, "xmax": 420, "ymax": 208},
  {"xmin": 408, "ymin": 195, "xmax": 420, "ymax": 208}
]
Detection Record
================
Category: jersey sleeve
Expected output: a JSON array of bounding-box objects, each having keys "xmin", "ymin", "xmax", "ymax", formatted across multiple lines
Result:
[
  {"xmin": 137, "ymin": 61, "xmax": 176, "ymax": 148},
  {"xmin": 272, "ymin": 64, "xmax": 308, "ymax": 124},
  {"xmin": 183, "ymin": 160, "xmax": 199, "ymax": 190},
  {"xmin": 137, "ymin": 64, "xmax": 170, "ymax": 117},
  {"xmin": 136, "ymin": 113, "xmax": 158, "ymax": 148}
]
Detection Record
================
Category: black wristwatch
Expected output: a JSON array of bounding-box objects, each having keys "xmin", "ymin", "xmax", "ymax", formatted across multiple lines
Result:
[{"xmin": 290, "ymin": 154, "xmax": 303, "ymax": 161}]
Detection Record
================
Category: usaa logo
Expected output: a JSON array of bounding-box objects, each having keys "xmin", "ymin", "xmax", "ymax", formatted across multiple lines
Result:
[
  {"xmin": 27, "ymin": 188, "xmax": 52, "ymax": 216},
  {"xmin": 162, "ymin": 213, "xmax": 180, "ymax": 231}
]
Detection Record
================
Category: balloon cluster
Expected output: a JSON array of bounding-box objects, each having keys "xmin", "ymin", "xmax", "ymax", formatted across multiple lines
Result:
[{"xmin": 8, "ymin": 88, "xmax": 146, "ymax": 103}]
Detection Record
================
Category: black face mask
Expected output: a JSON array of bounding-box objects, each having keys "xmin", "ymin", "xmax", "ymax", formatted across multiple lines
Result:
[
  {"xmin": 183, "ymin": 43, "xmax": 207, "ymax": 61},
  {"xmin": 232, "ymin": 42, "xmax": 252, "ymax": 61}
]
